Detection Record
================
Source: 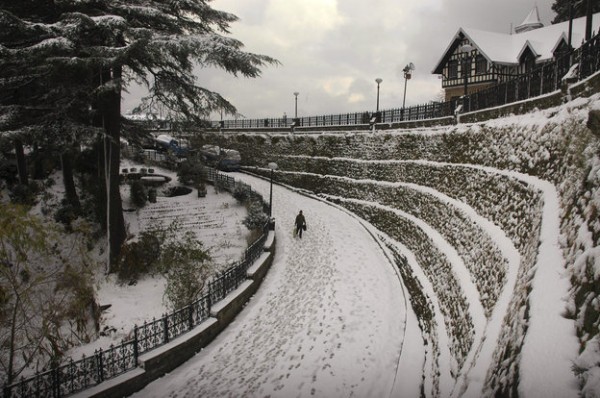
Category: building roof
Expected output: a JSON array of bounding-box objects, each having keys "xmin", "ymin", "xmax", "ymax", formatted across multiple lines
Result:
[
  {"xmin": 515, "ymin": 5, "xmax": 544, "ymax": 33},
  {"xmin": 432, "ymin": 12, "xmax": 600, "ymax": 74}
]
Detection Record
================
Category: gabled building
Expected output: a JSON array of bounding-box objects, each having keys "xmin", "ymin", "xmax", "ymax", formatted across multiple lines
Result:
[{"xmin": 432, "ymin": 6, "xmax": 600, "ymax": 102}]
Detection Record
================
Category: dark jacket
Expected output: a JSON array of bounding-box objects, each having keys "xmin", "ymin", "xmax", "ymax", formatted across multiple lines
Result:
[{"xmin": 295, "ymin": 213, "xmax": 305, "ymax": 228}]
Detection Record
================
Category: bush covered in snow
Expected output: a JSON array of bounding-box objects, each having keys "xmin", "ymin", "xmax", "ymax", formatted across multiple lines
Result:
[
  {"xmin": 243, "ymin": 200, "xmax": 269, "ymax": 231},
  {"xmin": 129, "ymin": 179, "xmax": 148, "ymax": 208}
]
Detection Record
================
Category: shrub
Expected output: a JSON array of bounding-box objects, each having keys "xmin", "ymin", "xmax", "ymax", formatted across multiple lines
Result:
[
  {"xmin": 177, "ymin": 159, "xmax": 206, "ymax": 186},
  {"xmin": 54, "ymin": 200, "xmax": 81, "ymax": 230},
  {"xmin": 0, "ymin": 204, "xmax": 97, "ymax": 382},
  {"xmin": 0, "ymin": 161, "xmax": 18, "ymax": 186},
  {"xmin": 148, "ymin": 188, "xmax": 157, "ymax": 203},
  {"xmin": 243, "ymin": 200, "xmax": 269, "ymax": 231},
  {"xmin": 129, "ymin": 179, "xmax": 147, "ymax": 208},
  {"xmin": 161, "ymin": 231, "xmax": 212, "ymax": 311},
  {"xmin": 233, "ymin": 182, "xmax": 250, "ymax": 203},
  {"xmin": 214, "ymin": 177, "xmax": 228, "ymax": 193},
  {"xmin": 117, "ymin": 231, "xmax": 162, "ymax": 282},
  {"xmin": 57, "ymin": 264, "xmax": 98, "ymax": 339},
  {"xmin": 9, "ymin": 183, "xmax": 37, "ymax": 205}
]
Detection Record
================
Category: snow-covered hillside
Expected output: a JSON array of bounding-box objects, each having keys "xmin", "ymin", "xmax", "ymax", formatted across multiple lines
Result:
[{"xmin": 189, "ymin": 85, "xmax": 600, "ymax": 397}]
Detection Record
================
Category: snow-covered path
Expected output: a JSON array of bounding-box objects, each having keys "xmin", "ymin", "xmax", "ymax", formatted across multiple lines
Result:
[{"xmin": 133, "ymin": 172, "xmax": 411, "ymax": 398}]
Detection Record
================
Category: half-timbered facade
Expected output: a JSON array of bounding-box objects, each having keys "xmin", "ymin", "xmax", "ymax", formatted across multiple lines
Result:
[{"xmin": 433, "ymin": 7, "xmax": 600, "ymax": 102}]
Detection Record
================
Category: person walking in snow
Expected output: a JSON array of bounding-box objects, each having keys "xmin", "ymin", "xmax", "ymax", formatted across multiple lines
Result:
[{"xmin": 295, "ymin": 210, "xmax": 306, "ymax": 239}]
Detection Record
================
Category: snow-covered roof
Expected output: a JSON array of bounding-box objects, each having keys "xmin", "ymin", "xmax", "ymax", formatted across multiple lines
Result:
[
  {"xmin": 432, "ymin": 12, "xmax": 600, "ymax": 73},
  {"xmin": 515, "ymin": 6, "xmax": 544, "ymax": 33}
]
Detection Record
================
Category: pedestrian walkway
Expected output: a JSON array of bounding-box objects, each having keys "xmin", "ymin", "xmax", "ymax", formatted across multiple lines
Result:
[{"xmin": 132, "ymin": 173, "xmax": 410, "ymax": 397}]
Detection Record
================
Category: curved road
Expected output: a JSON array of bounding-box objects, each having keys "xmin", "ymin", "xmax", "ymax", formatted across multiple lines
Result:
[{"xmin": 132, "ymin": 172, "xmax": 411, "ymax": 397}]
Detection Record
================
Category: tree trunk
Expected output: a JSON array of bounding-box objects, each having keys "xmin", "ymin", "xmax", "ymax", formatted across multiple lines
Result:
[
  {"xmin": 32, "ymin": 143, "xmax": 44, "ymax": 180},
  {"xmin": 61, "ymin": 149, "xmax": 80, "ymax": 209},
  {"xmin": 101, "ymin": 66, "xmax": 126, "ymax": 273},
  {"xmin": 14, "ymin": 139, "xmax": 28, "ymax": 186}
]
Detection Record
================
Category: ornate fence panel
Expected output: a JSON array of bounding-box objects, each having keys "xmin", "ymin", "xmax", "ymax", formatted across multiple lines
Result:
[
  {"xmin": 137, "ymin": 317, "xmax": 167, "ymax": 354},
  {"xmin": 166, "ymin": 305, "xmax": 194, "ymax": 341},
  {"xmin": 245, "ymin": 223, "xmax": 270, "ymax": 265},
  {"xmin": 5, "ymin": 369, "xmax": 55, "ymax": 398},
  {"xmin": 541, "ymin": 63, "xmax": 557, "ymax": 94},
  {"xmin": 208, "ymin": 263, "xmax": 247, "ymax": 304},
  {"xmin": 579, "ymin": 33, "xmax": 600, "ymax": 79},
  {"xmin": 61, "ymin": 356, "xmax": 100, "ymax": 396}
]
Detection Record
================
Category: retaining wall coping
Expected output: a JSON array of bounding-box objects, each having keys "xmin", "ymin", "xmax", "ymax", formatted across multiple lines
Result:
[
  {"xmin": 264, "ymin": 231, "xmax": 275, "ymax": 251},
  {"xmin": 247, "ymin": 252, "xmax": 272, "ymax": 279},
  {"xmin": 209, "ymin": 280, "xmax": 254, "ymax": 317},
  {"xmin": 138, "ymin": 318, "xmax": 219, "ymax": 365},
  {"xmin": 70, "ymin": 368, "xmax": 146, "ymax": 398}
]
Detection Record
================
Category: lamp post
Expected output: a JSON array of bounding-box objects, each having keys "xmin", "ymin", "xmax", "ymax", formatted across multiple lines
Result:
[
  {"xmin": 460, "ymin": 44, "xmax": 474, "ymax": 112},
  {"xmin": 402, "ymin": 63, "xmax": 415, "ymax": 120},
  {"xmin": 293, "ymin": 92, "xmax": 299, "ymax": 119},
  {"xmin": 375, "ymin": 78, "xmax": 383, "ymax": 113},
  {"xmin": 267, "ymin": 162, "xmax": 278, "ymax": 221}
]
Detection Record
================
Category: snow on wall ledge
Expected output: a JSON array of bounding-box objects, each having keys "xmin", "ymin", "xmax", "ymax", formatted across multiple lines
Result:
[{"xmin": 192, "ymin": 91, "xmax": 600, "ymax": 397}]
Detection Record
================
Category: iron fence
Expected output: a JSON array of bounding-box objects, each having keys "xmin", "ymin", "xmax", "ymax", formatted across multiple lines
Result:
[
  {"xmin": 216, "ymin": 31, "xmax": 600, "ymax": 129},
  {"xmin": 3, "ymin": 169, "xmax": 270, "ymax": 398}
]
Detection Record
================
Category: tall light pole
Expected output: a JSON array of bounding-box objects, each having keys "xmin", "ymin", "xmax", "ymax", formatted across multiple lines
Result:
[
  {"xmin": 375, "ymin": 78, "xmax": 383, "ymax": 113},
  {"xmin": 267, "ymin": 162, "xmax": 278, "ymax": 222},
  {"xmin": 293, "ymin": 92, "xmax": 299, "ymax": 119},
  {"xmin": 460, "ymin": 44, "xmax": 474, "ymax": 111},
  {"xmin": 402, "ymin": 63, "xmax": 415, "ymax": 120},
  {"xmin": 460, "ymin": 44, "xmax": 474, "ymax": 96}
]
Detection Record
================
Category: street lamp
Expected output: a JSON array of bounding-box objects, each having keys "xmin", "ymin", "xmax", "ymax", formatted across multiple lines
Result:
[
  {"xmin": 402, "ymin": 63, "xmax": 415, "ymax": 120},
  {"xmin": 293, "ymin": 92, "xmax": 299, "ymax": 119},
  {"xmin": 267, "ymin": 162, "xmax": 278, "ymax": 221},
  {"xmin": 460, "ymin": 44, "xmax": 474, "ymax": 111},
  {"xmin": 460, "ymin": 44, "xmax": 474, "ymax": 96},
  {"xmin": 375, "ymin": 78, "xmax": 383, "ymax": 113}
]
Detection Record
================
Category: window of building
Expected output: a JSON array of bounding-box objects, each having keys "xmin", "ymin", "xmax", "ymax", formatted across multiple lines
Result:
[
  {"xmin": 448, "ymin": 60, "xmax": 458, "ymax": 79},
  {"xmin": 475, "ymin": 55, "xmax": 487, "ymax": 74},
  {"xmin": 462, "ymin": 58, "xmax": 471, "ymax": 78},
  {"xmin": 525, "ymin": 56, "xmax": 536, "ymax": 72},
  {"xmin": 519, "ymin": 48, "xmax": 537, "ymax": 73}
]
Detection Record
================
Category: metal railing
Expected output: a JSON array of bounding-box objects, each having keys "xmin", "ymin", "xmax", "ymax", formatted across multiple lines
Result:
[
  {"xmin": 3, "ymin": 169, "xmax": 270, "ymax": 398},
  {"xmin": 216, "ymin": 31, "xmax": 600, "ymax": 129}
]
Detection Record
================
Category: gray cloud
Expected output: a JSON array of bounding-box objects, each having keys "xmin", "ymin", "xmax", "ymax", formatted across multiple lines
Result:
[{"xmin": 122, "ymin": 0, "xmax": 557, "ymax": 119}]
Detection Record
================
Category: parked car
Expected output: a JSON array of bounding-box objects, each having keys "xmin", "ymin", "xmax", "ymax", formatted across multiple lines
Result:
[
  {"xmin": 199, "ymin": 145, "xmax": 241, "ymax": 172},
  {"xmin": 154, "ymin": 134, "xmax": 189, "ymax": 157}
]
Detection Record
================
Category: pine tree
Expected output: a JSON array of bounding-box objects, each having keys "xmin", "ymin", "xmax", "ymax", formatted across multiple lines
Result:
[
  {"xmin": 552, "ymin": 0, "xmax": 599, "ymax": 24},
  {"xmin": 0, "ymin": 1, "xmax": 278, "ymax": 271},
  {"xmin": 0, "ymin": 1, "xmax": 101, "ymax": 196}
]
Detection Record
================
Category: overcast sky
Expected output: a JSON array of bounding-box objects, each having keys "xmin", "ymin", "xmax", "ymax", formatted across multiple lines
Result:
[{"xmin": 122, "ymin": 0, "xmax": 557, "ymax": 120}]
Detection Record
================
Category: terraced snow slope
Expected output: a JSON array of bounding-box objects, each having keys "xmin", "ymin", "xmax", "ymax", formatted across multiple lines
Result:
[{"xmin": 179, "ymin": 91, "xmax": 600, "ymax": 397}]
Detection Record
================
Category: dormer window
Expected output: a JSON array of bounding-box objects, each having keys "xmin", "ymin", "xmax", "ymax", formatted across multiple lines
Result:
[{"xmin": 526, "ymin": 57, "xmax": 536, "ymax": 72}]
